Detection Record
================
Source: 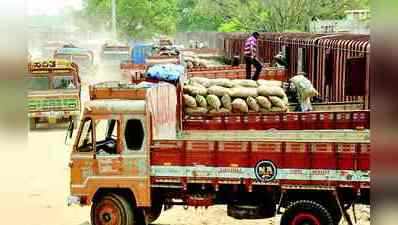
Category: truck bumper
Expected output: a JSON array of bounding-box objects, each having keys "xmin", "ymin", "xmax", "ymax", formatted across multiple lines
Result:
[{"xmin": 29, "ymin": 111, "xmax": 80, "ymax": 119}]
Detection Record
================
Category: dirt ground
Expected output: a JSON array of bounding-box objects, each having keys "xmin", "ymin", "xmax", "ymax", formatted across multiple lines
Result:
[{"xmin": 0, "ymin": 66, "xmax": 370, "ymax": 225}]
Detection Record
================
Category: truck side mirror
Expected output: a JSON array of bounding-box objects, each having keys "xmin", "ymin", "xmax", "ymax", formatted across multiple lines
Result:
[{"xmin": 65, "ymin": 119, "xmax": 75, "ymax": 145}]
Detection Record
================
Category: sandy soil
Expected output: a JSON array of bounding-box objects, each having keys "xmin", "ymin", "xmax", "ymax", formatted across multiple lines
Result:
[{"xmin": 0, "ymin": 66, "xmax": 370, "ymax": 225}]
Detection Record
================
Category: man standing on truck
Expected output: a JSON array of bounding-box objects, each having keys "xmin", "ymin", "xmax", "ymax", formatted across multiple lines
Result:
[{"xmin": 244, "ymin": 32, "xmax": 263, "ymax": 80}]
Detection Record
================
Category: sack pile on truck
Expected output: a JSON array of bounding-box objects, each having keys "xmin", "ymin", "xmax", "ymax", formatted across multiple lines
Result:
[
  {"xmin": 182, "ymin": 51, "xmax": 208, "ymax": 69},
  {"xmin": 183, "ymin": 77, "xmax": 289, "ymax": 115},
  {"xmin": 289, "ymin": 74, "xmax": 319, "ymax": 112}
]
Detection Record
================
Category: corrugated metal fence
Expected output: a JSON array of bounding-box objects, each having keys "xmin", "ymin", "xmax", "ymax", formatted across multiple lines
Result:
[{"xmin": 223, "ymin": 32, "xmax": 370, "ymax": 108}]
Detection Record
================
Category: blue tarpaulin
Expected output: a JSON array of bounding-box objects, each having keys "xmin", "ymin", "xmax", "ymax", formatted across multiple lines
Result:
[{"xmin": 146, "ymin": 64, "xmax": 184, "ymax": 82}]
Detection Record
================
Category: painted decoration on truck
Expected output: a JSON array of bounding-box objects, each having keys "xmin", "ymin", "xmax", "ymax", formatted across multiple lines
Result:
[
  {"xmin": 151, "ymin": 165, "xmax": 370, "ymax": 182},
  {"xmin": 254, "ymin": 160, "xmax": 277, "ymax": 182}
]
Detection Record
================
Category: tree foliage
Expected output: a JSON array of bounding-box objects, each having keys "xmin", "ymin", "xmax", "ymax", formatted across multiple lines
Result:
[{"xmin": 78, "ymin": 0, "xmax": 370, "ymax": 39}]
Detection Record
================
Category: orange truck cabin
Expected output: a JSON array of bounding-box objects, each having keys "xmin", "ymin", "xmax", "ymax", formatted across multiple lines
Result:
[{"xmin": 28, "ymin": 59, "xmax": 81, "ymax": 128}]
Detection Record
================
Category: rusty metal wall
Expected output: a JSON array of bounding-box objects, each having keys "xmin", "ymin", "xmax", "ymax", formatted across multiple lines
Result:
[
  {"xmin": 175, "ymin": 32, "xmax": 244, "ymax": 49},
  {"xmin": 223, "ymin": 32, "xmax": 370, "ymax": 108}
]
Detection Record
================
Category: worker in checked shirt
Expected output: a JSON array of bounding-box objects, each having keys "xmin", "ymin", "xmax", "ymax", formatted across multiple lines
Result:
[{"xmin": 244, "ymin": 32, "xmax": 263, "ymax": 80}]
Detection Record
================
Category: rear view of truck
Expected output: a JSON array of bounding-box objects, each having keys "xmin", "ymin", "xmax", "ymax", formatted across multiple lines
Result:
[
  {"xmin": 100, "ymin": 43, "xmax": 131, "ymax": 72},
  {"xmin": 54, "ymin": 46, "xmax": 95, "ymax": 78},
  {"xmin": 28, "ymin": 60, "xmax": 81, "ymax": 129}
]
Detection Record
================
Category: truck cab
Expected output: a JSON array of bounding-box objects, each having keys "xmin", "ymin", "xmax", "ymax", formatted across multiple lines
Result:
[
  {"xmin": 28, "ymin": 59, "xmax": 81, "ymax": 128},
  {"xmin": 68, "ymin": 83, "xmax": 158, "ymax": 225},
  {"xmin": 100, "ymin": 43, "xmax": 131, "ymax": 77},
  {"xmin": 54, "ymin": 46, "xmax": 96, "ymax": 77}
]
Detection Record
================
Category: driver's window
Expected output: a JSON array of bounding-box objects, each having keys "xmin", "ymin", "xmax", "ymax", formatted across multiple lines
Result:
[
  {"xmin": 77, "ymin": 119, "xmax": 93, "ymax": 152},
  {"xmin": 95, "ymin": 119, "xmax": 119, "ymax": 155}
]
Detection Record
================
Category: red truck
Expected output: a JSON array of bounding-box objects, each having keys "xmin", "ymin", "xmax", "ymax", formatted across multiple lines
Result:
[{"xmin": 67, "ymin": 78, "xmax": 370, "ymax": 225}]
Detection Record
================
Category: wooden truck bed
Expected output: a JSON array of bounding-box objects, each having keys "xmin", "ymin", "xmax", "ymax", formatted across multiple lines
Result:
[
  {"xmin": 183, "ymin": 108, "xmax": 369, "ymax": 131},
  {"xmin": 187, "ymin": 66, "xmax": 287, "ymax": 81},
  {"xmin": 150, "ymin": 129, "xmax": 370, "ymax": 188}
]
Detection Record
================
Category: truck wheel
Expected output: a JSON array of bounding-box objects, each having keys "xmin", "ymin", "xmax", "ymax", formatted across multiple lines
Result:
[
  {"xmin": 330, "ymin": 209, "xmax": 342, "ymax": 225},
  {"xmin": 281, "ymin": 200, "xmax": 333, "ymax": 225},
  {"xmin": 145, "ymin": 202, "xmax": 162, "ymax": 224},
  {"xmin": 91, "ymin": 193, "xmax": 134, "ymax": 225}
]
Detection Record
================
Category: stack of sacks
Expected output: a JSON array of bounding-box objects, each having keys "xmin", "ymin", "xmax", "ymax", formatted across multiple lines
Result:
[
  {"xmin": 183, "ymin": 51, "xmax": 207, "ymax": 69},
  {"xmin": 290, "ymin": 75, "xmax": 319, "ymax": 112},
  {"xmin": 183, "ymin": 77, "xmax": 289, "ymax": 115}
]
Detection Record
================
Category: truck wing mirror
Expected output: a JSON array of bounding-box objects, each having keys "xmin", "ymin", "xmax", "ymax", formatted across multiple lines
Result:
[{"xmin": 65, "ymin": 119, "xmax": 75, "ymax": 145}]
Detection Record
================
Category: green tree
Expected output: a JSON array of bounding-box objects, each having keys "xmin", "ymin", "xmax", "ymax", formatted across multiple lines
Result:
[
  {"xmin": 78, "ymin": 0, "xmax": 370, "ymax": 37},
  {"xmin": 79, "ymin": 0, "xmax": 177, "ymax": 40}
]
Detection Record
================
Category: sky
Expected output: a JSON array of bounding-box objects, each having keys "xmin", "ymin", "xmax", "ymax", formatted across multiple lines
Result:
[{"xmin": 27, "ymin": 0, "xmax": 83, "ymax": 15}]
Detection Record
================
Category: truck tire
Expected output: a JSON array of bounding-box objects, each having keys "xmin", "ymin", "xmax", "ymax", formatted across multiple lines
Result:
[
  {"xmin": 91, "ymin": 193, "xmax": 134, "ymax": 225},
  {"xmin": 145, "ymin": 202, "xmax": 162, "ymax": 224},
  {"xmin": 281, "ymin": 200, "xmax": 333, "ymax": 225}
]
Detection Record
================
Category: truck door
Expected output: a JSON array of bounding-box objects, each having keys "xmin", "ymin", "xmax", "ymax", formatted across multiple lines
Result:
[{"xmin": 119, "ymin": 115, "xmax": 150, "ymax": 206}]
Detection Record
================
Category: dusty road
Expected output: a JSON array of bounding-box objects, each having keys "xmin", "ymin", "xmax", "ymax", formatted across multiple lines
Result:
[{"xmin": 0, "ymin": 66, "xmax": 369, "ymax": 225}]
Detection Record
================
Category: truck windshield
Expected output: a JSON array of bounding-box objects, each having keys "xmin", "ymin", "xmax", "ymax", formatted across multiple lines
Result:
[
  {"xmin": 52, "ymin": 75, "xmax": 76, "ymax": 89},
  {"xmin": 29, "ymin": 77, "xmax": 49, "ymax": 90},
  {"xmin": 102, "ymin": 52, "xmax": 129, "ymax": 61},
  {"xmin": 77, "ymin": 119, "xmax": 93, "ymax": 152},
  {"xmin": 55, "ymin": 54, "xmax": 91, "ymax": 68}
]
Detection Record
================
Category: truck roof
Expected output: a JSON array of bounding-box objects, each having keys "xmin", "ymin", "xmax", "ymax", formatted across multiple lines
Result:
[
  {"xmin": 55, "ymin": 47, "xmax": 93, "ymax": 56},
  {"xmin": 29, "ymin": 59, "xmax": 79, "ymax": 74},
  {"xmin": 84, "ymin": 99, "xmax": 146, "ymax": 114}
]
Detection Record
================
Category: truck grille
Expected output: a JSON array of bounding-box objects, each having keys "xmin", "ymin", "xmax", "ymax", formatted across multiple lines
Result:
[{"xmin": 29, "ymin": 98, "xmax": 79, "ymax": 111}]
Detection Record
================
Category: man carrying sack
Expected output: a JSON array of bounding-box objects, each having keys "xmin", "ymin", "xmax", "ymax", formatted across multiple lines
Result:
[{"xmin": 244, "ymin": 32, "xmax": 263, "ymax": 80}]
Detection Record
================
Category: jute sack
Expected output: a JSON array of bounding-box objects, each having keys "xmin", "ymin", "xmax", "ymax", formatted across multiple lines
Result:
[
  {"xmin": 259, "ymin": 108, "xmax": 270, "ymax": 113},
  {"xmin": 208, "ymin": 85, "xmax": 232, "ymax": 96},
  {"xmin": 269, "ymin": 96, "xmax": 287, "ymax": 109},
  {"xmin": 257, "ymin": 85, "xmax": 286, "ymax": 98},
  {"xmin": 185, "ymin": 107, "xmax": 208, "ymax": 115},
  {"xmin": 190, "ymin": 77, "xmax": 211, "ymax": 87},
  {"xmin": 221, "ymin": 94, "xmax": 232, "ymax": 110},
  {"xmin": 257, "ymin": 80, "xmax": 282, "ymax": 87},
  {"xmin": 209, "ymin": 78, "xmax": 234, "ymax": 88},
  {"xmin": 183, "ymin": 94, "xmax": 197, "ymax": 108},
  {"xmin": 247, "ymin": 96, "xmax": 260, "ymax": 112},
  {"xmin": 232, "ymin": 79, "xmax": 258, "ymax": 88},
  {"xmin": 270, "ymin": 106, "xmax": 288, "ymax": 112},
  {"xmin": 209, "ymin": 108, "xmax": 231, "ymax": 114},
  {"xmin": 230, "ymin": 87, "xmax": 258, "ymax": 98},
  {"xmin": 256, "ymin": 96, "xmax": 272, "ymax": 110},
  {"xmin": 183, "ymin": 84, "xmax": 207, "ymax": 96},
  {"xmin": 206, "ymin": 94, "xmax": 221, "ymax": 110},
  {"xmin": 232, "ymin": 98, "xmax": 249, "ymax": 113},
  {"xmin": 290, "ymin": 75, "xmax": 319, "ymax": 99},
  {"xmin": 195, "ymin": 95, "xmax": 207, "ymax": 108}
]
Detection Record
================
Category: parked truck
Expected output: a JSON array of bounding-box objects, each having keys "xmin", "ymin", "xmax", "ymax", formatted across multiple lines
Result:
[
  {"xmin": 67, "ymin": 76, "xmax": 369, "ymax": 225},
  {"xmin": 100, "ymin": 43, "xmax": 131, "ymax": 68},
  {"xmin": 54, "ymin": 45, "xmax": 96, "ymax": 77},
  {"xmin": 28, "ymin": 59, "xmax": 81, "ymax": 129}
]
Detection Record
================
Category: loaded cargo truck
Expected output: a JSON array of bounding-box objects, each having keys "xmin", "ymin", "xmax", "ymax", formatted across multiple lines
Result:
[
  {"xmin": 54, "ymin": 46, "xmax": 96, "ymax": 77},
  {"xmin": 67, "ymin": 79, "xmax": 370, "ymax": 225},
  {"xmin": 28, "ymin": 59, "xmax": 81, "ymax": 129},
  {"xmin": 100, "ymin": 43, "xmax": 131, "ymax": 68}
]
